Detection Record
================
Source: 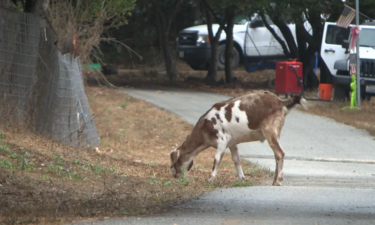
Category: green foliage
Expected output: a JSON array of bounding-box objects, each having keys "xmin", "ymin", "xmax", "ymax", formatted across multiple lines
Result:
[
  {"xmin": 161, "ymin": 181, "xmax": 172, "ymax": 186},
  {"xmin": 120, "ymin": 101, "xmax": 128, "ymax": 108},
  {"xmin": 230, "ymin": 181, "xmax": 253, "ymax": 187},
  {"xmin": 53, "ymin": 154, "xmax": 64, "ymax": 166},
  {"xmin": 70, "ymin": 0, "xmax": 136, "ymax": 25},
  {"xmin": 0, "ymin": 159, "xmax": 13, "ymax": 169},
  {"xmin": 177, "ymin": 177, "xmax": 189, "ymax": 185},
  {"xmin": 0, "ymin": 131, "xmax": 9, "ymax": 152},
  {"xmin": 48, "ymin": 165, "xmax": 64, "ymax": 176},
  {"xmin": 100, "ymin": 0, "xmax": 202, "ymax": 64}
]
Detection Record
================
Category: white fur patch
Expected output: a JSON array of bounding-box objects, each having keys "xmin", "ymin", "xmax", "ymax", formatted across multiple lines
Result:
[
  {"xmin": 300, "ymin": 97, "xmax": 308, "ymax": 110},
  {"xmin": 205, "ymin": 100, "xmax": 265, "ymax": 146}
]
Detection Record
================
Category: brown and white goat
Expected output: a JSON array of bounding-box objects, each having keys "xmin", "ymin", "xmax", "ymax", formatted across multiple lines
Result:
[{"xmin": 169, "ymin": 90, "xmax": 307, "ymax": 186}]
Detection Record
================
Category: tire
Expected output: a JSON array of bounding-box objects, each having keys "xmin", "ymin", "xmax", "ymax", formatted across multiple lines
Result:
[
  {"xmin": 190, "ymin": 64, "xmax": 204, "ymax": 70},
  {"xmin": 217, "ymin": 44, "xmax": 240, "ymax": 71}
]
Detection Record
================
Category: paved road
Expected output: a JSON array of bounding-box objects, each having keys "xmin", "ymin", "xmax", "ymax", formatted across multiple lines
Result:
[{"xmin": 74, "ymin": 87, "xmax": 375, "ymax": 224}]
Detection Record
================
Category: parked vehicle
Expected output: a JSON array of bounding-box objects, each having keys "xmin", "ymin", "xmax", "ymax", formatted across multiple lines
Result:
[
  {"xmin": 176, "ymin": 13, "xmax": 311, "ymax": 71},
  {"xmin": 320, "ymin": 21, "xmax": 375, "ymax": 100}
]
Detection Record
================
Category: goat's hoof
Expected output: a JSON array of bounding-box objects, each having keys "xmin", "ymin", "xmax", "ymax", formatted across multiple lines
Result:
[
  {"xmin": 208, "ymin": 176, "xmax": 215, "ymax": 182},
  {"xmin": 272, "ymin": 182, "xmax": 282, "ymax": 186},
  {"xmin": 238, "ymin": 176, "xmax": 245, "ymax": 181}
]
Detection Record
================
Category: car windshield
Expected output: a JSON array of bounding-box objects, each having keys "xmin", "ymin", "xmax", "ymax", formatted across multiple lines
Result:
[
  {"xmin": 234, "ymin": 14, "xmax": 249, "ymax": 25},
  {"xmin": 359, "ymin": 28, "xmax": 375, "ymax": 47}
]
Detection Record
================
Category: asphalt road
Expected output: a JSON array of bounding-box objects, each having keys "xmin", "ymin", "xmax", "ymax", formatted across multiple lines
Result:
[{"xmin": 73, "ymin": 87, "xmax": 375, "ymax": 225}]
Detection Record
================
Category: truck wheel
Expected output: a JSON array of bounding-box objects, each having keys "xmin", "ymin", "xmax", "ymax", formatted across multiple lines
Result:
[
  {"xmin": 333, "ymin": 84, "xmax": 349, "ymax": 101},
  {"xmin": 217, "ymin": 44, "xmax": 240, "ymax": 71},
  {"xmin": 190, "ymin": 64, "xmax": 204, "ymax": 70}
]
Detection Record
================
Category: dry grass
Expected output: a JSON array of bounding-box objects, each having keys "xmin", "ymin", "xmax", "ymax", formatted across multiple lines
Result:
[
  {"xmin": 0, "ymin": 86, "xmax": 272, "ymax": 225},
  {"xmin": 304, "ymin": 99, "xmax": 375, "ymax": 136}
]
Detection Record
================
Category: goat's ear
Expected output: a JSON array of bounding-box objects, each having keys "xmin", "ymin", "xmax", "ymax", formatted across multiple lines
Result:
[{"xmin": 170, "ymin": 149, "xmax": 180, "ymax": 165}]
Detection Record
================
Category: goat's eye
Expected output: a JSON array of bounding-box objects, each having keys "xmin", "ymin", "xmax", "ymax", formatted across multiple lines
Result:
[{"xmin": 170, "ymin": 165, "xmax": 174, "ymax": 168}]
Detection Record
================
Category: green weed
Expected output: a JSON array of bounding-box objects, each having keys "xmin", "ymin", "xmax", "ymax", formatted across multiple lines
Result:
[
  {"xmin": 53, "ymin": 155, "xmax": 64, "ymax": 165},
  {"xmin": 120, "ymin": 101, "xmax": 128, "ymax": 108},
  {"xmin": 230, "ymin": 181, "xmax": 253, "ymax": 187},
  {"xmin": 161, "ymin": 181, "xmax": 172, "ymax": 186}
]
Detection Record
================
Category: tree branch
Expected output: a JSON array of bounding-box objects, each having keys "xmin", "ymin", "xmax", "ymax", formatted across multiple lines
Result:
[
  {"xmin": 167, "ymin": 0, "xmax": 182, "ymax": 33},
  {"xmin": 200, "ymin": 0, "xmax": 226, "ymax": 31},
  {"xmin": 259, "ymin": 11, "xmax": 292, "ymax": 58},
  {"xmin": 204, "ymin": 5, "xmax": 223, "ymax": 42}
]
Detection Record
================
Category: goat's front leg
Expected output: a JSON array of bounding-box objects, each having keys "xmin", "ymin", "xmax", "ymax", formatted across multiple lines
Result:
[
  {"xmin": 229, "ymin": 145, "xmax": 245, "ymax": 181},
  {"xmin": 209, "ymin": 144, "xmax": 226, "ymax": 181}
]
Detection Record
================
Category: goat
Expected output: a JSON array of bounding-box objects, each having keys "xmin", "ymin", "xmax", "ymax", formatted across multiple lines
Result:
[{"xmin": 169, "ymin": 90, "xmax": 307, "ymax": 186}]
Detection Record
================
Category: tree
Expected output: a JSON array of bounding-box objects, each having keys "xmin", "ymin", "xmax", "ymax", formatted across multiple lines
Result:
[
  {"xmin": 134, "ymin": 0, "xmax": 183, "ymax": 81},
  {"xmin": 202, "ymin": 0, "xmax": 251, "ymax": 84},
  {"xmin": 200, "ymin": 0, "xmax": 223, "ymax": 84},
  {"xmin": 254, "ymin": 0, "xmax": 345, "ymax": 89},
  {"xmin": 152, "ymin": 0, "xmax": 182, "ymax": 81},
  {"xmin": 44, "ymin": 0, "xmax": 136, "ymax": 64}
]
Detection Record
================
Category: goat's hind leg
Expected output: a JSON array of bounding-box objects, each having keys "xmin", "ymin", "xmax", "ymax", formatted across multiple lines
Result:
[
  {"xmin": 264, "ymin": 132, "xmax": 285, "ymax": 186},
  {"xmin": 229, "ymin": 145, "xmax": 245, "ymax": 181},
  {"xmin": 262, "ymin": 121, "xmax": 285, "ymax": 186}
]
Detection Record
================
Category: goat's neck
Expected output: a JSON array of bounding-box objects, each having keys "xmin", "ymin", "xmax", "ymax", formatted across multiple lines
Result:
[{"xmin": 179, "ymin": 135, "xmax": 204, "ymax": 157}]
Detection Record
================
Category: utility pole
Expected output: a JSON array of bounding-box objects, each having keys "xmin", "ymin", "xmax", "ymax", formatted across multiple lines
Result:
[{"xmin": 356, "ymin": 0, "xmax": 361, "ymax": 108}]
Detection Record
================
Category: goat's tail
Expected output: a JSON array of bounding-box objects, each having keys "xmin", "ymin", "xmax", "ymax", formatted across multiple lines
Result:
[{"xmin": 283, "ymin": 95, "xmax": 307, "ymax": 110}]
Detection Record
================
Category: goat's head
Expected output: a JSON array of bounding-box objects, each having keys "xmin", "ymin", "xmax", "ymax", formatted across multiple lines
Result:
[{"xmin": 170, "ymin": 148, "xmax": 183, "ymax": 178}]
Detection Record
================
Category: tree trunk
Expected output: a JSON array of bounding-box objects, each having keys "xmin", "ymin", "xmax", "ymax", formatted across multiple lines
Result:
[
  {"xmin": 224, "ymin": 7, "xmax": 235, "ymax": 84},
  {"xmin": 301, "ymin": 10, "xmax": 323, "ymax": 89},
  {"xmin": 153, "ymin": 0, "xmax": 180, "ymax": 81},
  {"xmin": 270, "ymin": 15, "xmax": 299, "ymax": 59},
  {"xmin": 296, "ymin": 25, "xmax": 307, "ymax": 63},
  {"xmin": 204, "ymin": 6, "xmax": 222, "ymax": 85},
  {"xmin": 160, "ymin": 30, "xmax": 178, "ymax": 81},
  {"xmin": 260, "ymin": 12, "xmax": 292, "ymax": 58},
  {"xmin": 302, "ymin": 45, "xmax": 319, "ymax": 90}
]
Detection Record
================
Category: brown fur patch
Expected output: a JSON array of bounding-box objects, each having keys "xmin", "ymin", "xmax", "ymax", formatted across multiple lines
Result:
[
  {"xmin": 170, "ymin": 150, "xmax": 180, "ymax": 165},
  {"xmin": 213, "ymin": 102, "xmax": 226, "ymax": 110},
  {"xmin": 239, "ymin": 91, "xmax": 284, "ymax": 130},
  {"xmin": 215, "ymin": 113, "xmax": 223, "ymax": 123},
  {"xmin": 224, "ymin": 102, "xmax": 234, "ymax": 122}
]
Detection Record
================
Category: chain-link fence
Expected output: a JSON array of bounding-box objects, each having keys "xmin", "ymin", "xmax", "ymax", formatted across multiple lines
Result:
[{"xmin": 0, "ymin": 7, "xmax": 99, "ymax": 148}]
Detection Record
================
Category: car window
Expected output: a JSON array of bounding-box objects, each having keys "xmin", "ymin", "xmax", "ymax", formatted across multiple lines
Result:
[
  {"xmin": 359, "ymin": 28, "xmax": 375, "ymax": 47},
  {"xmin": 252, "ymin": 14, "xmax": 274, "ymax": 26},
  {"xmin": 234, "ymin": 14, "xmax": 249, "ymax": 25},
  {"xmin": 325, "ymin": 25, "xmax": 351, "ymax": 45}
]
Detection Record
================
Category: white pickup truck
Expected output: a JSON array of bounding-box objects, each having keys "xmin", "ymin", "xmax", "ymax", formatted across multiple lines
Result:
[
  {"xmin": 320, "ymin": 21, "xmax": 375, "ymax": 100},
  {"xmin": 176, "ymin": 13, "xmax": 311, "ymax": 70}
]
